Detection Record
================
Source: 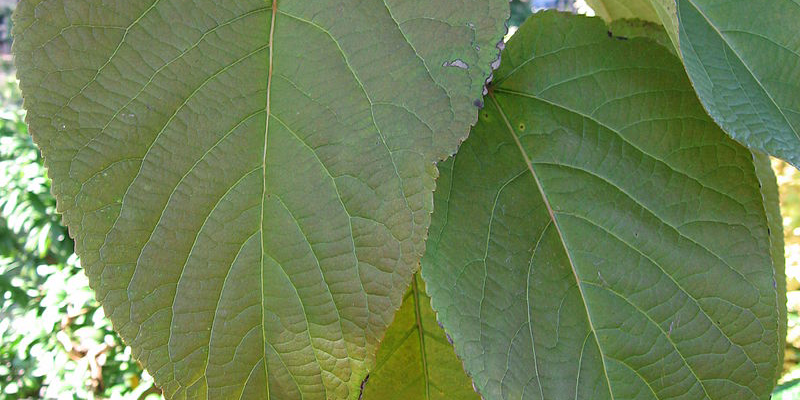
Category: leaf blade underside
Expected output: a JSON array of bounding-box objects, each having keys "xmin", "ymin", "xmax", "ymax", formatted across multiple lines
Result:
[
  {"xmin": 11, "ymin": 0, "xmax": 508, "ymax": 398},
  {"xmin": 423, "ymin": 11, "xmax": 782, "ymax": 400}
]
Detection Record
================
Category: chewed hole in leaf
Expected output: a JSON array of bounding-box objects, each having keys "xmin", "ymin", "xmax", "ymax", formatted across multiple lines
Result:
[{"xmin": 443, "ymin": 59, "xmax": 469, "ymax": 69}]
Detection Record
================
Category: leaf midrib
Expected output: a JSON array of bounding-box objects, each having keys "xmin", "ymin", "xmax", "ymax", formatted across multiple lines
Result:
[
  {"xmin": 486, "ymin": 91, "xmax": 616, "ymax": 400},
  {"xmin": 259, "ymin": 0, "xmax": 278, "ymax": 398}
]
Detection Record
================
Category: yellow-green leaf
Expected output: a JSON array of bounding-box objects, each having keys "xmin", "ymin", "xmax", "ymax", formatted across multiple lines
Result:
[
  {"xmin": 362, "ymin": 274, "xmax": 479, "ymax": 400},
  {"xmin": 11, "ymin": 0, "xmax": 508, "ymax": 398},
  {"xmin": 753, "ymin": 151, "xmax": 787, "ymax": 382}
]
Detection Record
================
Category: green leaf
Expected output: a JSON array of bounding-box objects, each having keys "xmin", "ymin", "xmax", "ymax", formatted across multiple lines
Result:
[
  {"xmin": 588, "ymin": 0, "xmax": 800, "ymax": 168},
  {"xmin": 608, "ymin": 19, "xmax": 676, "ymax": 56},
  {"xmin": 585, "ymin": 0, "xmax": 660, "ymax": 23},
  {"xmin": 423, "ymin": 11, "xmax": 782, "ymax": 399},
  {"xmin": 752, "ymin": 151, "xmax": 787, "ymax": 381},
  {"xmin": 361, "ymin": 273, "xmax": 479, "ymax": 400},
  {"xmin": 675, "ymin": 0, "xmax": 800, "ymax": 168},
  {"xmin": 585, "ymin": 0, "xmax": 679, "ymax": 50},
  {"xmin": 12, "ymin": 1, "xmax": 507, "ymax": 398}
]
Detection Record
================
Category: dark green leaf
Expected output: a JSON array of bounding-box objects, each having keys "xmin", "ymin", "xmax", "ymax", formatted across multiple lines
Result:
[
  {"xmin": 753, "ymin": 151, "xmax": 787, "ymax": 382},
  {"xmin": 423, "ymin": 12, "xmax": 783, "ymax": 399},
  {"xmin": 588, "ymin": 0, "xmax": 800, "ymax": 168},
  {"xmin": 676, "ymin": 0, "xmax": 800, "ymax": 168}
]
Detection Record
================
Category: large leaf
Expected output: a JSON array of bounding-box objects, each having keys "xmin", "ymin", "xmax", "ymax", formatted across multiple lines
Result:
[
  {"xmin": 586, "ymin": 0, "xmax": 800, "ymax": 168},
  {"xmin": 422, "ymin": 11, "xmax": 783, "ymax": 399},
  {"xmin": 11, "ymin": 0, "xmax": 507, "ymax": 398},
  {"xmin": 361, "ymin": 273, "xmax": 479, "ymax": 400}
]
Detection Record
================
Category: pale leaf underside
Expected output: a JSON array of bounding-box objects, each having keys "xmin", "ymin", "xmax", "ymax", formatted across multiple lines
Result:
[{"xmin": 12, "ymin": 0, "xmax": 507, "ymax": 398}]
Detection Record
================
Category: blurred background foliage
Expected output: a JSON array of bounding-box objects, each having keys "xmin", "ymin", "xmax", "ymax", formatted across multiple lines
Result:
[
  {"xmin": 0, "ymin": 0, "xmax": 799, "ymax": 398},
  {"xmin": 775, "ymin": 156, "xmax": 800, "ymax": 398}
]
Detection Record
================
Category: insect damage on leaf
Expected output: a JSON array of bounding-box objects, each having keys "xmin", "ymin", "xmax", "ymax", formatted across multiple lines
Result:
[{"xmin": 442, "ymin": 59, "xmax": 469, "ymax": 69}]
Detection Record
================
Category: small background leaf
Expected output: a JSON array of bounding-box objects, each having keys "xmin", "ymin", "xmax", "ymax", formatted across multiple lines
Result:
[
  {"xmin": 362, "ymin": 273, "xmax": 479, "ymax": 400},
  {"xmin": 774, "ymin": 378, "xmax": 800, "ymax": 399},
  {"xmin": 608, "ymin": 18, "xmax": 676, "ymax": 56},
  {"xmin": 585, "ymin": 0, "xmax": 678, "ymax": 49}
]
